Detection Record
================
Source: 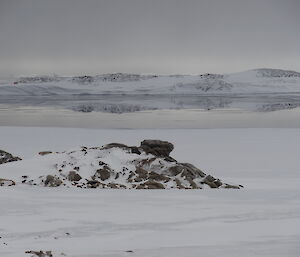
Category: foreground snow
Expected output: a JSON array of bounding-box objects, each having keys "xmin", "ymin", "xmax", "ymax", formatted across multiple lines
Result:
[
  {"xmin": 2, "ymin": 185, "xmax": 299, "ymax": 257},
  {"xmin": 1, "ymin": 127, "xmax": 300, "ymax": 256}
]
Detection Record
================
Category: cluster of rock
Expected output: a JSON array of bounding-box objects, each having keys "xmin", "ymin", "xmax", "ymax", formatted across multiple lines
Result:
[
  {"xmin": 25, "ymin": 250, "xmax": 53, "ymax": 257},
  {"xmin": 72, "ymin": 103, "xmax": 156, "ymax": 113},
  {"xmin": 71, "ymin": 75, "xmax": 95, "ymax": 84},
  {"xmin": 257, "ymin": 102, "xmax": 300, "ymax": 112},
  {"xmin": 199, "ymin": 73, "xmax": 225, "ymax": 79},
  {"xmin": 71, "ymin": 73, "xmax": 159, "ymax": 84},
  {"xmin": 18, "ymin": 140, "xmax": 242, "ymax": 189},
  {"xmin": 255, "ymin": 68, "xmax": 300, "ymax": 78},
  {"xmin": 0, "ymin": 150, "xmax": 21, "ymax": 186},
  {"xmin": 14, "ymin": 73, "xmax": 159, "ymax": 86},
  {"xmin": 175, "ymin": 79, "xmax": 233, "ymax": 92},
  {"xmin": 99, "ymin": 73, "xmax": 158, "ymax": 82},
  {"xmin": 16, "ymin": 76, "xmax": 62, "ymax": 84},
  {"xmin": 0, "ymin": 150, "xmax": 21, "ymax": 165}
]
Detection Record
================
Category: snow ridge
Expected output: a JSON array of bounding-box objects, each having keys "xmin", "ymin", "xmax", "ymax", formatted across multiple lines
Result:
[{"xmin": 0, "ymin": 68, "xmax": 298, "ymax": 97}]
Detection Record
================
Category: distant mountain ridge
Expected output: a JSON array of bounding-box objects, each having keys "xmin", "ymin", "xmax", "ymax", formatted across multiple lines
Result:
[
  {"xmin": 0, "ymin": 68, "xmax": 299, "ymax": 97},
  {"xmin": 10, "ymin": 68, "xmax": 300, "ymax": 85},
  {"xmin": 253, "ymin": 68, "xmax": 300, "ymax": 78}
]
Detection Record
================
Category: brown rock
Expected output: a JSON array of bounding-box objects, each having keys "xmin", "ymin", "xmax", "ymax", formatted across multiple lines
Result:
[
  {"xmin": 136, "ymin": 180, "xmax": 165, "ymax": 189},
  {"xmin": 201, "ymin": 175, "xmax": 222, "ymax": 188},
  {"xmin": 187, "ymin": 178, "xmax": 198, "ymax": 189},
  {"xmin": 129, "ymin": 146, "xmax": 141, "ymax": 155},
  {"xmin": 25, "ymin": 250, "xmax": 53, "ymax": 257},
  {"xmin": 148, "ymin": 171, "xmax": 168, "ymax": 181},
  {"xmin": 180, "ymin": 163, "xmax": 206, "ymax": 177},
  {"xmin": 107, "ymin": 183, "xmax": 127, "ymax": 189},
  {"xmin": 44, "ymin": 175, "xmax": 62, "ymax": 187},
  {"xmin": 102, "ymin": 143, "xmax": 128, "ymax": 150},
  {"xmin": 0, "ymin": 178, "xmax": 16, "ymax": 186},
  {"xmin": 86, "ymin": 180, "xmax": 101, "ymax": 188},
  {"xmin": 67, "ymin": 171, "xmax": 82, "ymax": 181},
  {"xmin": 140, "ymin": 140, "xmax": 174, "ymax": 157},
  {"xmin": 38, "ymin": 151, "xmax": 52, "ymax": 156},
  {"xmin": 95, "ymin": 167, "xmax": 111, "ymax": 181},
  {"xmin": 168, "ymin": 165, "xmax": 185, "ymax": 176},
  {"xmin": 175, "ymin": 178, "xmax": 185, "ymax": 189},
  {"xmin": 0, "ymin": 150, "xmax": 22, "ymax": 164},
  {"xmin": 224, "ymin": 184, "xmax": 240, "ymax": 189},
  {"xmin": 135, "ymin": 167, "xmax": 149, "ymax": 179}
]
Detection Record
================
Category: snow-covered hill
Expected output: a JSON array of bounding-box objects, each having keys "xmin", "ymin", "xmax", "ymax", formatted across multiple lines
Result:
[
  {"xmin": 0, "ymin": 140, "xmax": 241, "ymax": 189},
  {"xmin": 0, "ymin": 68, "xmax": 299, "ymax": 96}
]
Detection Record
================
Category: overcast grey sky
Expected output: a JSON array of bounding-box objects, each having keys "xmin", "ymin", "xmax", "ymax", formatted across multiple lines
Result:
[{"xmin": 0, "ymin": 0, "xmax": 299, "ymax": 77}]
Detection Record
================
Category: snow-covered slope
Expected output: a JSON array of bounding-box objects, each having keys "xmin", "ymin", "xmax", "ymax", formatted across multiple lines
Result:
[
  {"xmin": 0, "ymin": 140, "xmax": 241, "ymax": 189},
  {"xmin": 1, "ymin": 68, "xmax": 299, "ymax": 96}
]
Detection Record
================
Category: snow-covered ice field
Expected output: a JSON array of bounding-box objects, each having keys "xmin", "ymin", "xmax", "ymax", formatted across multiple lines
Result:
[{"xmin": 1, "ymin": 127, "xmax": 300, "ymax": 256}]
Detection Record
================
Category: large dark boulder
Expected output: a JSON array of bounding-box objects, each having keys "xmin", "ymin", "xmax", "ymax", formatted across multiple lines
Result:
[
  {"xmin": 95, "ymin": 166, "xmax": 111, "ymax": 181},
  {"xmin": 44, "ymin": 175, "xmax": 62, "ymax": 187},
  {"xmin": 0, "ymin": 150, "xmax": 21, "ymax": 165},
  {"xmin": 67, "ymin": 171, "xmax": 82, "ymax": 181},
  {"xmin": 140, "ymin": 140, "xmax": 174, "ymax": 157}
]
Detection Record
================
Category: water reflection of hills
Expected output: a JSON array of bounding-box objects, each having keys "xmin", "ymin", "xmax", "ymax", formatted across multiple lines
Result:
[{"xmin": 1, "ymin": 94, "xmax": 300, "ymax": 113}]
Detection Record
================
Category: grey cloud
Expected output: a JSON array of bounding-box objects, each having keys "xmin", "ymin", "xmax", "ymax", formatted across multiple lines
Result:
[{"xmin": 0, "ymin": 0, "xmax": 299, "ymax": 76}]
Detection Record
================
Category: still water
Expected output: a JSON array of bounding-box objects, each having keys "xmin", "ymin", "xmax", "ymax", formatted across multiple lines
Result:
[{"xmin": 0, "ymin": 105, "xmax": 300, "ymax": 129}]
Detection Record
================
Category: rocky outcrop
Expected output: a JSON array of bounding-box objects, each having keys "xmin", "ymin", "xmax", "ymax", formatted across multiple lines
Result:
[
  {"xmin": 38, "ymin": 151, "xmax": 53, "ymax": 156},
  {"xmin": 140, "ymin": 140, "xmax": 174, "ymax": 157},
  {"xmin": 14, "ymin": 140, "xmax": 242, "ymax": 189},
  {"xmin": 0, "ymin": 150, "xmax": 21, "ymax": 165},
  {"xmin": 25, "ymin": 250, "xmax": 53, "ymax": 257},
  {"xmin": 44, "ymin": 175, "xmax": 63, "ymax": 187},
  {"xmin": 67, "ymin": 171, "xmax": 82, "ymax": 181},
  {"xmin": 0, "ymin": 178, "xmax": 15, "ymax": 186}
]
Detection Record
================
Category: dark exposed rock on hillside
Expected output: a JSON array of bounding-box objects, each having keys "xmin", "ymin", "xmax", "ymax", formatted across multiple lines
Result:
[
  {"xmin": 25, "ymin": 250, "xmax": 53, "ymax": 257},
  {"xmin": 140, "ymin": 140, "xmax": 174, "ymax": 157},
  {"xmin": 0, "ymin": 150, "xmax": 21, "ymax": 165},
  {"xmin": 0, "ymin": 178, "xmax": 15, "ymax": 186},
  {"xmin": 16, "ymin": 140, "xmax": 242, "ymax": 189}
]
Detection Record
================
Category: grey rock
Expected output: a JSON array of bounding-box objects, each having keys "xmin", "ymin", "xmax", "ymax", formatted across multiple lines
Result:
[
  {"xmin": 67, "ymin": 171, "xmax": 82, "ymax": 181},
  {"xmin": 44, "ymin": 175, "xmax": 62, "ymax": 187},
  {"xmin": 38, "ymin": 151, "xmax": 52, "ymax": 156},
  {"xmin": 95, "ymin": 167, "xmax": 111, "ymax": 181},
  {"xmin": 140, "ymin": 140, "xmax": 174, "ymax": 157},
  {"xmin": 0, "ymin": 178, "xmax": 16, "ymax": 186},
  {"xmin": 102, "ymin": 143, "xmax": 128, "ymax": 150},
  {"xmin": 149, "ymin": 171, "xmax": 169, "ymax": 181},
  {"xmin": 25, "ymin": 250, "xmax": 53, "ymax": 257},
  {"xmin": 224, "ymin": 184, "xmax": 240, "ymax": 189},
  {"xmin": 136, "ymin": 180, "xmax": 165, "ymax": 189},
  {"xmin": 135, "ymin": 167, "xmax": 148, "ymax": 179},
  {"xmin": 129, "ymin": 146, "xmax": 141, "ymax": 155},
  {"xmin": 179, "ymin": 163, "xmax": 206, "ymax": 177},
  {"xmin": 86, "ymin": 180, "xmax": 101, "ymax": 188},
  {"xmin": 0, "ymin": 150, "xmax": 21, "ymax": 165}
]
